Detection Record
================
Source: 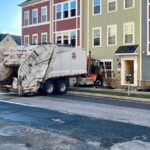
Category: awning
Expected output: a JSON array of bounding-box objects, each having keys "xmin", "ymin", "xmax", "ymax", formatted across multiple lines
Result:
[{"xmin": 115, "ymin": 45, "xmax": 138, "ymax": 56}]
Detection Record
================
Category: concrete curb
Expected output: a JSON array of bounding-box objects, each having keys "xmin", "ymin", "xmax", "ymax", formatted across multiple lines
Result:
[{"xmin": 68, "ymin": 91, "xmax": 150, "ymax": 103}]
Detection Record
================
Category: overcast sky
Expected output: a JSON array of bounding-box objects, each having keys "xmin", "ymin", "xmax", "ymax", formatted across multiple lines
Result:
[{"xmin": 0, "ymin": 0, "xmax": 24, "ymax": 35}]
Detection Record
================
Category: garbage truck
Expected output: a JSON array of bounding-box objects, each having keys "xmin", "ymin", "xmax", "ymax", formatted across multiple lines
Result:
[{"xmin": 0, "ymin": 44, "xmax": 105, "ymax": 95}]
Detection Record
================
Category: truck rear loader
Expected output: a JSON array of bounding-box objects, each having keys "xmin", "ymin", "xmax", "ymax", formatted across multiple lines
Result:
[{"xmin": 0, "ymin": 44, "xmax": 87, "ymax": 95}]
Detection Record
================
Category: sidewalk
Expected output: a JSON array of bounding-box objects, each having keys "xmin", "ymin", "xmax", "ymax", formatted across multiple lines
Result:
[{"xmin": 68, "ymin": 87, "xmax": 150, "ymax": 103}]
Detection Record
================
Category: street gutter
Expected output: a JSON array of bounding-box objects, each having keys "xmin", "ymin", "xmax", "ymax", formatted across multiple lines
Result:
[{"xmin": 68, "ymin": 89, "xmax": 150, "ymax": 104}]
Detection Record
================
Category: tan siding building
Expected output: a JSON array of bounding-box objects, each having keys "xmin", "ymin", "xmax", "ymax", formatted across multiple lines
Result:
[{"xmin": 81, "ymin": 0, "xmax": 142, "ymax": 88}]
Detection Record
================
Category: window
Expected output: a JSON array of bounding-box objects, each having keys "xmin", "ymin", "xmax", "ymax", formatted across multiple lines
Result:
[
  {"xmin": 93, "ymin": 0, "xmax": 101, "ymax": 15},
  {"xmin": 63, "ymin": 32, "xmax": 69, "ymax": 45},
  {"xmin": 70, "ymin": 0, "xmax": 76, "ymax": 17},
  {"xmin": 124, "ymin": 22, "xmax": 134, "ymax": 44},
  {"xmin": 70, "ymin": 31, "xmax": 76, "ymax": 47},
  {"xmin": 32, "ymin": 9, "xmax": 38, "ymax": 24},
  {"xmin": 24, "ymin": 35, "xmax": 29, "ymax": 45},
  {"xmin": 41, "ymin": 33, "xmax": 47, "ymax": 44},
  {"xmin": 41, "ymin": 7, "xmax": 47, "ymax": 22},
  {"xmin": 102, "ymin": 60, "xmax": 113, "ymax": 79},
  {"xmin": 32, "ymin": 34, "xmax": 38, "ymax": 44},
  {"xmin": 93, "ymin": 28, "xmax": 101, "ymax": 47},
  {"xmin": 108, "ymin": 0, "xmax": 117, "ymax": 12},
  {"xmin": 24, "ymin": 11, "xmax": 29, "ymax": 25},
  {"xmin": 63, "ymin": 3, "xmax": 69, "ymax": 18},
  {"xmin": 56, "ymin": 33, "xmax": 62, "ymax": 44},
  {"xmin": 107, "ymin": 25, "xmax": 117, "ymax": 46},
  {"xmin": 124, "ymin": 0, "xmax": 134, "ymax": 9},
  {"xmin": 56, "ymin": 31, "xmax": 76, "ymax": 47},
  {"xmin": 56, "ymin": 4, "xmax": 62, "ymax": 20}
]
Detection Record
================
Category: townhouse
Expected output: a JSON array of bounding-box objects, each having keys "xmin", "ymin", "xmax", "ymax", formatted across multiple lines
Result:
[{"xmin": 19, "ymin": 0, "xmax": 150, "ymax": 89}]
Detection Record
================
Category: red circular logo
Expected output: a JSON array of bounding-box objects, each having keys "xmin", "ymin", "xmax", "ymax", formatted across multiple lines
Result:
[{"xmin": 72, "ymin": 52, "xmax": 76, "ymax": 60}]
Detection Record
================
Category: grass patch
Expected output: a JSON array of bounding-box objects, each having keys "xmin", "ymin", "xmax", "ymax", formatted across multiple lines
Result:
[{"xmin": 69, "ymin": 88, "xmax": 150, "ymax": 99}]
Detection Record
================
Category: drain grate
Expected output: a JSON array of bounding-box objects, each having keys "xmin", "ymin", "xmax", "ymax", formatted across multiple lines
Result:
[{"xmin": 0, "ymin": 126, "xmax": 30, "ymax": 137}]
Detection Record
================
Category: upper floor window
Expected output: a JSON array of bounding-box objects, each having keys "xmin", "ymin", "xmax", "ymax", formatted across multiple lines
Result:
[
  {"xmin": 124, "ymin": 0, "xmax": 134, "ymax": 9},
  {"xmin": 32, "ymin": 9, "xmax": 38, "ymax": 24},
  {"xmin": 107, "ymin": 0, "xmax": 117, "ymax": 13},
  {"xmin": 41, "ymin": 33, "xmax": 47, "ymax": 44},
  {"xmin": 41, "ymin": 7, "xmax": 47, "ymax": 22},
  {"xmin": 71, "ymin": 0, "xmax": 76, "ymax": 17},
  {"xmin": 93, "ymin": 0, "xmax": 101, "ymax": 15},
  {"xmin": 107, "ymin": 25, "xmax": 117, "ymax": 46},
  {"xmin": 124, "ymin": 22, "xmax": 134, "ymax": 45},
  {"xmin": 63, "ymin": 3, "xmax": 69, "ymax": 18},
  {"xmin": 24, "ymin": 11, "xmax": 29, "ymax": 25},
  {"xmin": 56, "ymin": 4, "xmax": 62, "ymax": 20},
  {"xmin": 93, "ymin": 27, "xmax": 101, "ymax": 47}
]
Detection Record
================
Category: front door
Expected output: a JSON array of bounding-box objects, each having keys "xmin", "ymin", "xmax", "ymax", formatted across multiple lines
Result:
[
  {"xmin": 121, "ymin": 56, "xmax": 137, "ymax": 86},
  {"xmin": 124, "ymin": 60, "xmax": 134, "ymax": 84}
]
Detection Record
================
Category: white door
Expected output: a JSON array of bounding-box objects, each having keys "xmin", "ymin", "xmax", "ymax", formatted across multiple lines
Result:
[{"xmin": 121, "ymin": 56, "xmax": 138, "ymax": 86}]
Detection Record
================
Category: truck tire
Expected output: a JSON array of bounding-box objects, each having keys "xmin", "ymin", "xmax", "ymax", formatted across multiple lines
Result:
[
  {"xmin": 95, "ymin": 79, "xmax": 103, "ymax": 87},
  {"xmin": 56, "ymin": 79, "xmax": 67, "ymax": 94},
  {"xmin": 43, "ymin": 80, "xmax": 55, "ymax": 95}
]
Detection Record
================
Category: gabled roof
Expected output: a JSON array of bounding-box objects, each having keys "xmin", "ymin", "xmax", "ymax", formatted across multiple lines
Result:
[
  {"xmin": 19, "ymin": 0, "xmax": 31, "ymax": 6},
  {"xmin": 0, "ymin": 34, "xmax": 7, "ymax": 42},
  {"xmin": 11, "ymin": 35, "xmax": 21, "ymax": 45},
  {"xmin": 0, "ymin": 34, "xmax": 21, "ymax": 45}
]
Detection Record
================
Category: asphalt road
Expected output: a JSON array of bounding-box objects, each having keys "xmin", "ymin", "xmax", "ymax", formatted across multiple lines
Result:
[{"xmin": 0, "ymin": 94, "xmax": 150, "ymax": 149}]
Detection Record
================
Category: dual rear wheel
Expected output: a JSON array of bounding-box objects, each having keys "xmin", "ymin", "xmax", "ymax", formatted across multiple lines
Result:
[{"xmin": 43, "ymin": 79, "xmax": 68, "ymax": 95}]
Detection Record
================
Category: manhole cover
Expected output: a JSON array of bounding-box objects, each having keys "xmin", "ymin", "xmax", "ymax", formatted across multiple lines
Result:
[{"xmin": 0, "ymin": 126, "xmax": 30, "ymax": 137}]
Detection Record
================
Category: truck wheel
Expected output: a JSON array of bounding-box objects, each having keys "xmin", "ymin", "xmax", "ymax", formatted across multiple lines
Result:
[
  {"xmin": 43, "ymin": 80, "xmax": 55, "ymax": 95},
  {"xmin": 95, "ymin": 79, "xmax": 103, "ymax": 87},
  {"xmin": 56, "ymin": 80, "xmax": 67, "ymax": 94}
]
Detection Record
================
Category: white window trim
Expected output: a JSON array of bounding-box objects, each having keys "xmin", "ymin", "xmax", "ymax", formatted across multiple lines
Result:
[
  {"xmin": 55, "ymin": 0, "xmax": 77, "ymax": 21},
  {"xmin": 63, "ymin": 2, "xmax": 69, "ymax": 18},
  {"xmin": 55, "ymin": 4, "xmax": 62, "ymax": 20},
  {"xmin": 55, "ymin": 32, "xmax": 63, "ymax": 44},
  {"xmin": 123, "ymin": 22, "xmax": 135, "ymax": 45},
  {"xmin": 123, "ymin": 0, "xmax": 135, "ymax": 10},
  {"xmin": 41, "ymin": 32, "xmax": 48, "ymax": 43},
  {"xmin": 32, "ymin": 8, "xmax": 38, "ymax": 24},
  {"xmin": 55, "ymin": 29, "xmax": 77, "ymax": 47},
  {"xmin": 32, "ymin": 34, "xmax": 38, "ymax": 44},
  {"xmin": 100, "ymin": 59, "xmax": 113, "ymax": 79},
  {"xmin": 92, "ymin": 27, "xmax": 102, "ymax": 48},
  {"xmin": 93, "ymin": 0, "xmax": 102, "ymax": 16},
  {"xmin": 107, "ymin": 0, "xmax": 117, "ymax": 13},
  {"xmin": 24, "ymin": 11, "xmax": 29, "ymax": 26},
  {"xmin": 41, "ymin": 6, "xmax": 47, "ymax": 22},
  {"xmin": 107, "ymin": 24, "xmax": 117, "ymax": 46},
  {"xmin": 24, "ymin": 35, "xmax": 29, "ymax": 45}
]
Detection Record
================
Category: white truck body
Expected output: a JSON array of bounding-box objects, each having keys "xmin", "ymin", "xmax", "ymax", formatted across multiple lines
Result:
[{"xmin": 0, "ymin": 44, "xmax": 87, "ymax": 95}]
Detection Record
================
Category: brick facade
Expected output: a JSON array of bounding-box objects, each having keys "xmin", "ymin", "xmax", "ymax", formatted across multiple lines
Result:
[
  {"xmin": 21, "ymin": 0, "xmax": 81, "ymax": 47},
  {"xmin": 22, "ymin": 1, "xmax": 50, "ymax": 45}
]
